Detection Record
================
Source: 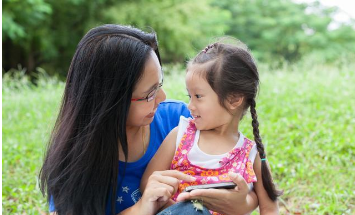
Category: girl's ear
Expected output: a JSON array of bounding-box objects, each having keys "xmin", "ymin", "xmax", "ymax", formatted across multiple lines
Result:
[{"xmin": 227, "ymin": 94, "xmax": 244, "ymax": 110}]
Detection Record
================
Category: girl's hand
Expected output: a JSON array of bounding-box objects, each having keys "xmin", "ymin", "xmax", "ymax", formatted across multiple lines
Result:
[
  {"xmin": 176, "ymin": 172, "xmax": 258, "ymax": 215},
  {"xmin": 137, "ymin": 170, "xmax": 196, "ymax": 215}
]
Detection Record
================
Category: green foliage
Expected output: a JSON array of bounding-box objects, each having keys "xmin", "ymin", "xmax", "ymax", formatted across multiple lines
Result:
[
  {"xmin": 104, "ymin": 0, "xmax": 230, "ymax": 62},
  {"xmin": 2, "ymin": 0, "xmax": 355, "ymax": 74},
  {"xmin": 2, "ymin": 0, "xmax": 52, "ymax": 43},
  {"xmin": 39, "ymin": 0, "xmax": 116, "ymax": 75},
  {"xmin": 213, "ymin": 0, "xmax": 355, "ymax": 63},
  {"xmin": 3, "ymin": 62, "xmax": 354, "ymax": 214},
  {"xmin": 2, "ymin": 0, "xmax": 115, "ymax": 76},
  {"xmin": 2, "ymin": 0, "xmax": 53, "ymax": 77}
]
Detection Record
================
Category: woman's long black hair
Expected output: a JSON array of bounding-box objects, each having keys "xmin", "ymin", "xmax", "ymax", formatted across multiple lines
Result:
[
  {"xmin": 188, "ymin": 40, "xmax": 282, "ymax": 201},
  {"xmin": 39, "ymin": 24, "xmax": 161, "ymax": 214}
]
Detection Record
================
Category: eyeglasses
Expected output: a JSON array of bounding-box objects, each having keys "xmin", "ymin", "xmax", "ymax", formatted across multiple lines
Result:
[{"xmin": 131, "ymin": 81, "xmax": 163, "ymax": 102}]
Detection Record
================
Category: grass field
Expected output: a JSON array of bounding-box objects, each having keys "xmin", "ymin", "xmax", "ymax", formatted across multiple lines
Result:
[{"xmin": 2, "ymin": 62, "xmax": 355, "ymax": 214}]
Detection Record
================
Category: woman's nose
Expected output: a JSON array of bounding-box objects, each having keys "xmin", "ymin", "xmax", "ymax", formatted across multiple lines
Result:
[{"xmin": 156, "ymin": 88, "xmax": 166, "ymax": 104}]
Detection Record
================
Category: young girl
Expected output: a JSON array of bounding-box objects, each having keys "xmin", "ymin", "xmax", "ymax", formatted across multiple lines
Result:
[{"xmin": 142, "ymin": 40, "xmax": 282, "ymax": 214}]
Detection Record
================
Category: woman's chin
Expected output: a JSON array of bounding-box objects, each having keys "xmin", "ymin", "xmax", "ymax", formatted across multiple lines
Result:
[{"xmin": 144, "ymin": 116, "xmax": 155, "ymax": 124}]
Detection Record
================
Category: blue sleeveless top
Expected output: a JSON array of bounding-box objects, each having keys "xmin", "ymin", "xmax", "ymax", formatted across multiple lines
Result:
[{"xmin": 49, "ymin": 100, "xmax": 191, "ymax": 214}]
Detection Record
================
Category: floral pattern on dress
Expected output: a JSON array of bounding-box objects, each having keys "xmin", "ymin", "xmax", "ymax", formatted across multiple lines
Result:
[{"xmin": 170, "ymin": 120, "xmax": 257, "ymax": 215}]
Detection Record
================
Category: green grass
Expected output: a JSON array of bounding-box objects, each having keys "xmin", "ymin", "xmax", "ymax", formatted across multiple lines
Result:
[
  {"xmin": 2, "ymin": 72, "xmax": 64, "ymax": 214},
  {"xmin": 2, "ymin": 62, "xmax": 355, "ymax": 214}
]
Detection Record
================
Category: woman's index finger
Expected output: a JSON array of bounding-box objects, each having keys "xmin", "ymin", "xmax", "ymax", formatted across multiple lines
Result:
[{"xmin": 158, "ymin": 170, "xmax": 196, "ymax": 182}]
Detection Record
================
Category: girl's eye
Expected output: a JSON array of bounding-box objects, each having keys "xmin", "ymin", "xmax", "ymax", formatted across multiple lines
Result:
[
  {"xmin": 186, "ymin": 94, "xmax": 191, "ymax": 98},
  {"xmin": 195, "ymin": 94, "xmax": 202, "ymax": 99}
]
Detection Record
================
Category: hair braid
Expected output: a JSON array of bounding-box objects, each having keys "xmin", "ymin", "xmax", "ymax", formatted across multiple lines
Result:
[
  {"xmin": 249, "ymin": 98, "xmax": 283, "ymax": 201},
  {"xmin": 249, "ymin": 98, "xmax": 266, "ymax": 158}
]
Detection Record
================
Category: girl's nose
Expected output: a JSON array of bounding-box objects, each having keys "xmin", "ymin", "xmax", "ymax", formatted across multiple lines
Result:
[{"xmin": 187, "ymin": 100, "xmax": 195, "ymax": 111}]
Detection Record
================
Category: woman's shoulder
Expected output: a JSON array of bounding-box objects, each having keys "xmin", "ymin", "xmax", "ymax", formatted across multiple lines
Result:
[
  {"xmin": 156, "ymin": 99, "xmax": 191, "ymax": 118},
  {"xmin": 157, "ymin": 99, "xmax": 188, "ymax": 109},
  {"xmin": 151, "ymin": 100, "xmax": 191, "ymax": 139}
]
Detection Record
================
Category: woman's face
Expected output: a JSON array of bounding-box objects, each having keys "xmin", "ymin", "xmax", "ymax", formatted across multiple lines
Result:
[{"xmin": 127, "ymin": 51, "xmax": 166, "ymax": 127}]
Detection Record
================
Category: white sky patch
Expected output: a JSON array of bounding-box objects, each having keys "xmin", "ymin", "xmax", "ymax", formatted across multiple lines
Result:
[
  {"xmin": 293, "ymin": 0, "xmax": 355, "ymax": 29},
  {"xmin": 295, "ymin": 0, "xmax": 355, "ymax": 18}
]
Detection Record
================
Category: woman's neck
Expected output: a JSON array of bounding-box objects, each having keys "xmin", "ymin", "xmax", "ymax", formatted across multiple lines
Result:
[
  {"xmin": 126, "ymin": 125, "xmax": 142, "ymax": 140},
  {"xmin": 119, "ymin": 125, "xmax": 149, "ymax": 162}
]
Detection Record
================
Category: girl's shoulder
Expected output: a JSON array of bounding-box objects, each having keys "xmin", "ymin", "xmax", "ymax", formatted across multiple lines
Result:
[
  {"xmin": 240, "ymin": 135, "xmax": 258, "ymax": 162},
  {"xmin": 242, "ymin": 136, "xmax": 255, "ymax": 147}
]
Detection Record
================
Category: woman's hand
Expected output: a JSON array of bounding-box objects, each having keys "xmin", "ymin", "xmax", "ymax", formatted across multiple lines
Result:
[
  {"xmin": 136, "ymin": 170, "xmax": 196, "ymax": 215},
  {"xmin": 176, "ymin": 172, "xmax": 258, "ymax": 215}
]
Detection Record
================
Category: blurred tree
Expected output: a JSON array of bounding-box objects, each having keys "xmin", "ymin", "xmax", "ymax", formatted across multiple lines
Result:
[
  {"xmin": 38, "ymin": 0, "xmax": 116, "ymax": 76},
  {"xmin": 3, "ymin": 0, "xmax": 355, "ymax": 76},
  {"xmin": 103, "ymin": 0, "xmax": 230, "ymax": 63},
  {"xmin": 3, "ymin": 0, "xmax": 115, "ymax": 76},
  {"xmin": 213, "ymin": 0, "xmax": 355, "ymax": 63},
  {"xmin": 2, "ymin": 0, "xmax": 52, "ymax": 73},
  {"xmin": 304, "ymin": 2, "xmax": 355, "ymax": 62}
]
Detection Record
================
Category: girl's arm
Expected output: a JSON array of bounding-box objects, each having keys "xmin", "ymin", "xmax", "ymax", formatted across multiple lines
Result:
[
  {"xmin": 140, "ymin": 127, "xmax": 180, "ymax": 210},
  {"xmin": 253, "ymin": 154, "xmax": 279, "ymax": 215},
  {"xmin": 141, "ymin": 127, "xmax": 178, "ymax": 191}
]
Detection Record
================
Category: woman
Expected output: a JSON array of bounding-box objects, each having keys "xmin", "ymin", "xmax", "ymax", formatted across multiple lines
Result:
[{"xmin": 40, "ymin": 24, "xmax": 258, "ymax": 215}]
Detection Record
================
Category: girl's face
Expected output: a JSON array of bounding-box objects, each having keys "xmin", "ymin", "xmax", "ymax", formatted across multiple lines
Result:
[
  {"xmin": 185, "ymin": 66, "xmax": 232, "ymax": 130},
  {"xmin": 127, "ymin": 51, "xmax": 166, "ymax": 127}
]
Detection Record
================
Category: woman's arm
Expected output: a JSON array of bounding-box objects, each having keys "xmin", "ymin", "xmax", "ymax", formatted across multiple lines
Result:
[{"xmin": 119, "ymin": 169, "xmax": 195, "ymax": 215}]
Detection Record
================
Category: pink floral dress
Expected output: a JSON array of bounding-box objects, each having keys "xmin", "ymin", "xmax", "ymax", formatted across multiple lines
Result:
[{"xmin": 170, "ymin": 120, "xmax": 257, "ymax": 215}]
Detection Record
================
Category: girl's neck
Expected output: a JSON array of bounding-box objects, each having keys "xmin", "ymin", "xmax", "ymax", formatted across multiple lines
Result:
[
  {"xmin": 199, "ymin": 130, "xmax": 240, "ymax": 155},
  {"xmin": 206, "ymin": 117, "xmax": 240, "ymax": 137},
  {"xmin": 198, "ymin": 119, "xmax": 241, "ymax": 155}
]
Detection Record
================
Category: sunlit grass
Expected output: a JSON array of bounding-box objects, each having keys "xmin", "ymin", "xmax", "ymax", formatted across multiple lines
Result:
[
  {"xmin": 2, "ymin": 72, "xmax": 64, "ymax": 214},
  {"xmin": 2, "ymin": 62, "xmax": 355, "ymax": 214}
]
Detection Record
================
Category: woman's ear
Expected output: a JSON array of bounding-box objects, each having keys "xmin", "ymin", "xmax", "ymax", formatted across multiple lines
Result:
[{"xmin": 227, "ymin": 94, "xmax": 244, "ymax": 110}]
